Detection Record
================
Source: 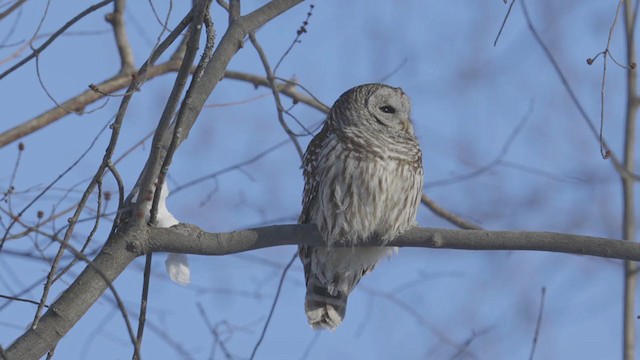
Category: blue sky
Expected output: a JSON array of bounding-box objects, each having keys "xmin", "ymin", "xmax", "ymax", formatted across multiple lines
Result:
[{"xmin": 1, "ymin": 1, "xmax": 639, "ymax": 359}]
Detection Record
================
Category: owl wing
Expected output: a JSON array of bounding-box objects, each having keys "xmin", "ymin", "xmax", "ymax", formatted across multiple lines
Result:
[{"xmin": 298, "ymin": 122, "xmax": 331, "ymax": 284}]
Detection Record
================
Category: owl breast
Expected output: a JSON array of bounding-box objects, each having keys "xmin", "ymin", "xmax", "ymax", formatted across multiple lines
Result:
[{"xmin": 309, "ymin": 136, "xmax": 423, "ymax": 246}]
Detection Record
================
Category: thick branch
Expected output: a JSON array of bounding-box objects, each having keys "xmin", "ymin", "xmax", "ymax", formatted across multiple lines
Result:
[
  {"xmin": 146, "ymin": 223, "xmax": 635, "ymax": 261},
  {"xmin": 164, "ymin": 0, "xmax": 304, "ymax": 147},
  {"xmin": 5, "ymin": 229, "xmax": 139, "ymax": 360}
]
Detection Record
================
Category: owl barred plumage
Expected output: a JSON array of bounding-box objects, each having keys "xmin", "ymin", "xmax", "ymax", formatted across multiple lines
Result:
[{"xmin": 299, "ymin": 83, "xmax": 424, "ymax": 330}]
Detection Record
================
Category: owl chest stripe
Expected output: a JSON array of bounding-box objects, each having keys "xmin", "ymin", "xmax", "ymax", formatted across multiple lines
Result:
[{"xmin": 314, "ymin": 145, "xmax": 416, "ymax": 243}]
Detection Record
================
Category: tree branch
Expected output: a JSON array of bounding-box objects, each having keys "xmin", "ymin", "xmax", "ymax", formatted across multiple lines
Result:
[
  {"xmin": 0, "ymin": 0, "xmax": 27, "ymax": 22},
  {"xmin": 0, "ymin": 60, "xmax": 182, "ymax": 149},
  {"xmin": 0, "ymin": 0, "xmax": 115, "ymax": 81},
  {"xmin": 621, "ymin": 0, "xmax": 638, "ymax": 358},
  {"xmin": 158, "ymin": 0, "xmax": 304, "ymax": 149},
  {"xmin": 146, "ymin": 223, "xmax": 634, "ymax": 262},
  {"xmin": 105, "ymin": 0, "xmax": 135, "ymax": 75},
  {"xmin": 223, "ymin": 70, "xmax": 330, "ymax": 113}
]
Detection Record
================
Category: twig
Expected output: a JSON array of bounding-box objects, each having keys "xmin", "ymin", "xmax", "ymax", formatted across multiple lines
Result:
[
  {"xmin": 587, "ymin": 0, "xmax": 627, "ymax": 159},
  {"xmin": 298, "ymin": 332, "xmax": 320, "ymax": 360},
  {"xmin": 377, "ymin": 57, "xmax": 409, "ymax": 83},
  {"xmin": 6, "ymin": 142, "xmax": 24, "ymax": 209},
  {"xmin": 0, "ymin": 2, "xmax": 22, "ymax": 48},
  {"xmin": 249, "ymin": 251, "xmax": 297, "ymax": 360},
  {"xmin": 204, "ymin": 92, "xmax": 270, "ymax": 107},
  {"xmin": 360, "ymin": 284, "xmax": 476, "ymax": 358},
  {"xmin": 528, "ymin": 287, "xmax": 546, "ymax": 360},
  {"xmin": 0, "ymin": 61, "xmax": 181, "ymax": 149},
  {"xmin": 421, "ymin": 194, "xmax": 482, "ymax": 230},
  {"xmin": 0, "ymin": 293, "xmax": 48, "ymax": 307},
  {"xmin": 249, "ymin": 32, "xmax": 304, "ymax": 159},
  {"xmin": 132, "ymin": 254, "xmax": 153, "ymax": 360},
  {"xmin": 171, "ymin": 138, "xmax": 290, "ymax": 195},
  {"xmin": 224, "ymin": 71, "xmax": 329, "ymax": 113},
  {"xmin": 196, "ymin": 302, "xmax": 234, "ymax": 360},
  {"xmin": 425, "ymin": 103, "xmax": 533, "ymax": 189},
  {"xmin": 449, "ymin": 328, "xmax": 493, "ymax": 360},
  {"xmin": 107, "ymin": 161, "xmax": 125, "ymax": 224},
  {"xmin": 28, "ymin": 118, "xmax": 111, "ymax": 328},
  {"xmin": 494, "ymin": 0, "xmax": 516, "ymax": 47},
  {"xmin": 30, "ymin": 0, "xmax": 52, "ymax": 49},
  {"xmin": 272, "ymin": 4, "xmax": 314, "ymax": 74},
  {"xmin": 52, "ymin": 178, "xmax": 104, "ymax": 283},
  {"xmin": 34, "ymin": 51, "xmax": 84, "ymax": 115},
  {"xmin": 146, "ymin": 0, "xmax": 173, "ymax": 30},
  {"xmin": 0, "ymin": 119, "xmax": 111, "ymax": 253},
  {"xmin": 520, "ymin": 0, "xmax": 640, "ymax": 181},
  {"xmin": 0, "ymin": 0, "xmax": 115, "ymax": 81}
]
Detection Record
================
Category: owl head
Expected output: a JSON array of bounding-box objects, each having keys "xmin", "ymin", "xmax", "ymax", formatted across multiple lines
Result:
[{"xmin": 329, "ymin": 83, "xmax": 415, "ymax": 135}]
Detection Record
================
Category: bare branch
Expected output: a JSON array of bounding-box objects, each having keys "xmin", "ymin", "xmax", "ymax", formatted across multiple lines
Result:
[
  {"xmin": 520, "ymin": 0, "xmax": 640, "ymax": 181},
  {"xmin": 0, "ymin": 68, "xmax": 326, "ymax": 149},
  {"xmin": 249, "ymin": 32, "xmax": 304, "ymax": 159},
  {"xmin": 494, "ymin": 0, "xmax": 515, "ymax": 47},
  {"xmin": 621, "ymin": 0, "xmax": 638, "ymax": 358},
  {"xmin": 249, "ymin": 251, "xmax": 297, "ymax": 360},
  {"xmin": 158, "ymin": 0, "xmax": 305, "ymax": 148},
  {"xmin": 0, "ymin": 61, "xmax": 181, "ymax": 148},
  {"xmin": 132, "ymin": 254, "xmax": 152, "ymax": 360},
  {"xmin": 105, "ymin": 0, "xmax": 135, "ymax": 75},
  {"xmin": 420, "ymin": 194, "xmax": 482, "ymax": 230},
  {"xmin": 0, "ymin": 294, "xmax": 46, "ymax": 307},
  {"xmin": 0, "ymin": 0, "xmax": 27, "ymax": 22},
  {"xmin": 196, "ymin": 302, "xmax": 234, "ymax": 360},
  {"xmin": 145, "ymin": 0, "xmax": 210, "ymax": 225},
  {"xmin": 528, "ymin": 287, "xmax": 546, "ymax": 360},
  {"xmin": 587, "ymin": 0, "xmax": 627, "ymax": 159},
  {"xmin": 0, "ymin": 0, "xmax": 115, "ymax": 81},
  {"xmin": 426, "ymin": 103, "xmax": 532, "ymax": 189},
  {"xmin": 146, "ymin": 223, "xmax": 634, "ymax": 262},
  {"xmin": 223, "ymin": 70, "xmax": 330, "ymax": 113},
  {"xmin": 272, "ymin": 3, "xmax": 314, "ymax": 74}
]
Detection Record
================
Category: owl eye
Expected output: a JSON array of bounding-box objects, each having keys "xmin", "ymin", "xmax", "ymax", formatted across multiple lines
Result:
[{"xmin": 379, "ymin": 105, "xmax": 396, "ymax": 114}]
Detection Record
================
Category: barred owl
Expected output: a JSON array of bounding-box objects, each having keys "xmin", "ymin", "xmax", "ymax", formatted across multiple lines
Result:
[{"xmin": 299, "ymin": 83, "xmax": 424, "ymax": 329}]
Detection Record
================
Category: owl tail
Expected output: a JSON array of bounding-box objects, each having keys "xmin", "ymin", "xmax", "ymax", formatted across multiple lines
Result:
[{"xmin": 304, "ymin": 275, "xmax": 349, "ymax": 330}]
